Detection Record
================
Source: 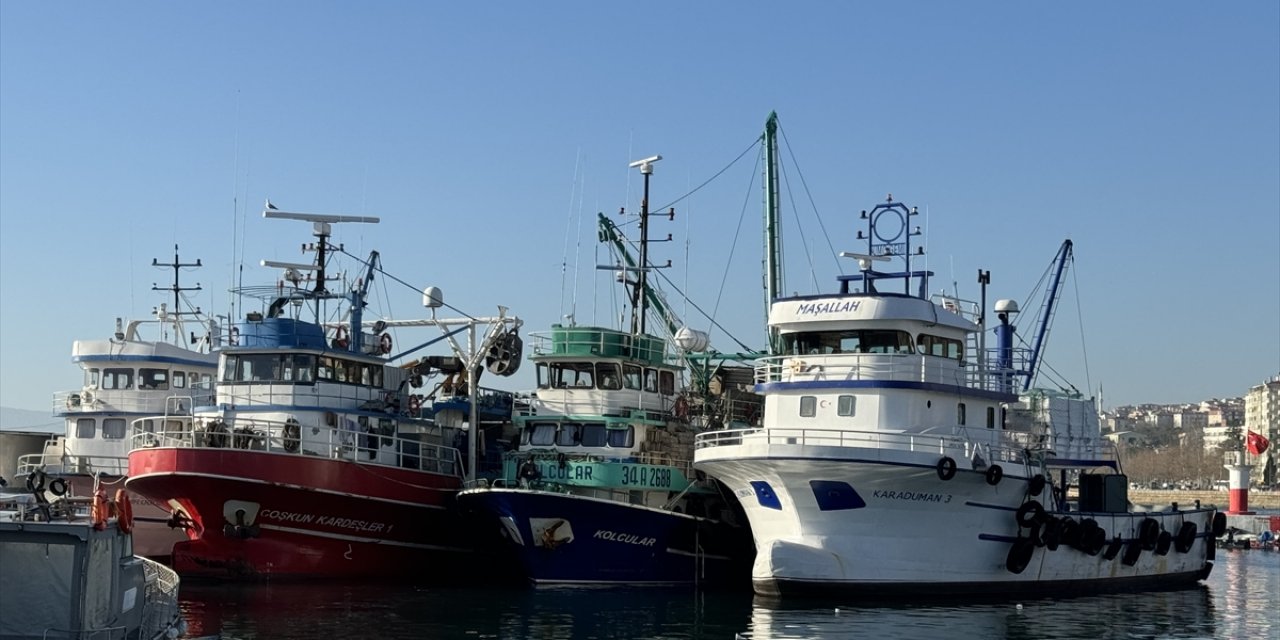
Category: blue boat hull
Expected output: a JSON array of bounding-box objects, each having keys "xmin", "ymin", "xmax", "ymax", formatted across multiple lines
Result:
[{"xmin": 458, "ymin": 488, "xmax": 753, "ymax": 586}]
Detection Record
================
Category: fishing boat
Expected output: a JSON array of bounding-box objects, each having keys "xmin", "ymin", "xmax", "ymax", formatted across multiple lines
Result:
[
  {"xmin": 125, "ymin": 207, "xmax": 524, "ymax": 579},
  {"xmin": 0, "ymin": 471, "xmax": 183, "ymax": 640},
  {"xmin": 456, "ymin": 156, "xmax": 756, "ymax": 586},
  {"xmin": 17, "ymin": 247, "xmax": 219, "ymax": 560},
  {"xmin": 694, "ymin": 190, "xmax": 1227, "ymax": 597}
]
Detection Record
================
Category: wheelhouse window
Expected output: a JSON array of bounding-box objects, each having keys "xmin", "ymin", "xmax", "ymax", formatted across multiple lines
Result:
[
  {"xmin": 838, "ymin": 395, "xmax": 856, "ymax": 417},
  {"xmin": 102, "ymin": 418, "xmax": 127, "ymax": 439},
  {"xmin": 607, "ymin": 425, "xmax": 635, "ymax": 448},
  {"xmin": 783, "ymin": 330, "xmax": 915, "ymax": 355},
  {"xmin": 75, "ymin": 418, "xmax": 95, "ymax": 439},
  {"xmin": 139, "ymin": 368, "xmax": 169, "ymax": 390},
  {"xmin": 659, "ymin": 371, "xmax": 675, "ymax": 395},
  {"xmin": 623, "ymin": 365, "xmax": 642, "ymax": 390},
  {"xmin": 101, "ymin": 368, "xmax": 134, "ymax": 390},
  {"xmin": 916, "ymin": 334, "xmax": 964, "ymax": 360},
  {"xmin": 85, "ymin": 368, "xmax": 100, "ymax": 388},
  {"xmin": 541, "ymin": 362, "xmax": 596, "ymax": 389},
  {"xmin": 958, "ymin": 402, "xmax": 967, "ymax": 426},
  {"xmin": 524, "ymin": 422, "xmax": 558, "ymax": 446},
  {"xmin": 987, "ymin": 407, "xmax": 996, "ymax": 429},
  {"xmin": 596, "ymin": 363, "xmax": 621, "ymax": 390},
  {"xmin": 644, "ymin": 369, "xmax": 658, "ymax": 393},
  {"xmin": 557, "ymin": 424, "xmax": 582, "ymax": 446},
  {"xmin": 579, "ymin": 423, "xmax": 608, "ymax": 447},
  {"xmin": 173, "ymin": 371, "xmax": 187, "ymax": 389},
  {"xmin": 800, "ymin": 396, "xmax": 817, "ymax": 417}
]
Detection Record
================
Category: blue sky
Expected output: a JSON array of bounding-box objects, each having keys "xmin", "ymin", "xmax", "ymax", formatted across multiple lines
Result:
[{"xmin": 1, "ymin": 2, "xmax": 1277, "ymax": 412}]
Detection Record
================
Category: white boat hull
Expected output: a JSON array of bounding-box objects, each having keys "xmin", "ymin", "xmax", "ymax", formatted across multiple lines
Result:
[{"xmin": 697, "ymin": 442, "xmax": 1215, "ymax": 597}]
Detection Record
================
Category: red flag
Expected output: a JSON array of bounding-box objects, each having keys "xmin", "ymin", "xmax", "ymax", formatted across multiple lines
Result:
[{"xmin": 1247, "ymin": 430, "xmax": 1270, "ymax": 456}]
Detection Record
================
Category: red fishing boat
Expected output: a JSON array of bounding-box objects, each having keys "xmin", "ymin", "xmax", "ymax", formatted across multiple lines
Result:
[{"xmin": 126, "ymin": 207, "xmax": 523, "ymax": 579}]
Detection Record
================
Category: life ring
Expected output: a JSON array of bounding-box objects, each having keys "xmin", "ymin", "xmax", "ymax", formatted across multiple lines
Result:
[
  {"xmin": 936, "ymin": 456, "xmax": 957, "ymax": 481},
  {"xmin": 673, "ymin": 396, "xmax": 689, "ymax": 420},
  {"xmin": 48, "ymin": 477, "xmax": 68, "ymax": 497},
  {"xmin": 229, "ymin": 326, "xmax": 240, "ymax": 346},
  {"xmin": 1103, "ymin": 535, "xmax": 1124, "ymax": 561},
  {"xmin": 408, "ymin": 395, "xmax": 422, "ymax": 413},
  {"xmin": 1138, "ymin": 518, "xmax": 1160, "ymax": 550},
  {"xmin": 334, "ymin": 325, "xmax": 349, "ymax": 350},
  {"xmin": 282, "ymin": 419, "xmax": 301, "ymax": 454},
  {"xmin": 379, "ymin": 332, "xmax": 393, "ymax": 355},
  {"xmin": 985, "ymin": 464, "xmax": 1003, "ymax": 486},
  {"xmin": 114, "ymin": 489, "xmax": 134, "ymax": 534},
  {"xmin": 1015, "ymin": 500, "xmax": 1045, "ymax": 528},
  {"xmin": 91, "ymin": 488, "xmax": 109, "ymax": 531},
  {"xmin": 1027, "ymin": 474, "xmax": 1046, "ymax": 497},
  {"xmin": 1210, "ymin": 512, "xmax": 1227, "ymax": 538},
  {"xmin": 1005, "ymin": 537, "xmax": 1035, "ymax": 574},
  {"xmin": 1174, "ymin": 522, "xmax": 1198, "ymax": 553}
]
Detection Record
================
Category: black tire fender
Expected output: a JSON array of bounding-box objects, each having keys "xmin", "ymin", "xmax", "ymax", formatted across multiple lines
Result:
[{"xmin": 936, "ymin": 456, "xmax": 957, "ymax": 481}]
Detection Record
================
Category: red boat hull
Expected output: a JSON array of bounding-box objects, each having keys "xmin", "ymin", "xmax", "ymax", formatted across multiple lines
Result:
[{"xmin": 128, "ymin": 447, "xmax": 474, "ymax": 579}]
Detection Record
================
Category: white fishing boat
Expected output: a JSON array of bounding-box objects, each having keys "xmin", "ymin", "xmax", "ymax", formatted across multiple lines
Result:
[
  {"xmin": 0, "ymin": 471, "xmax": 184, "ymax": 640},
  {"xmin": 17, "ymin": 247, "xmax": 219, "ymax": 560},
  {"xmin": 694, "ymin": 193, "xmax": 1226, "ymax": 597}
]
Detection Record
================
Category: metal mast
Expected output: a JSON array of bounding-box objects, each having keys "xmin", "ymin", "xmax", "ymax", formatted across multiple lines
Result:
[{"xmin": 763, "ymin": 112, "xmax": 783, "ymax": 318}]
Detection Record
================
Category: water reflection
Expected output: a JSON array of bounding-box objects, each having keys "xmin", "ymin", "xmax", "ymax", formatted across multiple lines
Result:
[
  {"xmin": 178, "ymin": 552, "xmax": 1276, "ymax": 640},
  {"xmin": 745, "ymin": 586, "xmax": 1217, "ymax": 640}
]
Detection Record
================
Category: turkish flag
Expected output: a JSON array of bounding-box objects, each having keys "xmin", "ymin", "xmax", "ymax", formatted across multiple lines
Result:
[{"xmin": 1246, "ymin": 430, "xmax": 1270, "ymax": 456}]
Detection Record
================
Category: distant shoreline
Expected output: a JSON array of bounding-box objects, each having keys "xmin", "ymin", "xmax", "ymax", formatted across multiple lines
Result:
[{"xmin": 1128, "ymin": 489, "xmax": 1280, "ymax": 511}]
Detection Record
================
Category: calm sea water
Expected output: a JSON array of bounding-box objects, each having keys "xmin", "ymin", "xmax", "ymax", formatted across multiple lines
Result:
[{"xmin": 180, "ymin": 549, "xmax": 1277, "ymax": 640}]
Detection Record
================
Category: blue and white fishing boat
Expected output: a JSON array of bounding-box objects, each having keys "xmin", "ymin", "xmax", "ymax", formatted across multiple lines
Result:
[
  {"xmin": 17, "ymin": 247, "xmax": 219, "ymax": 560},
  {"xmin": 694, "ymin": 190, "xmax": 1227, "ymax": 597},
  {"xmin": 457, "ymin": 156, "xmax": 755, "ymax": 586}
]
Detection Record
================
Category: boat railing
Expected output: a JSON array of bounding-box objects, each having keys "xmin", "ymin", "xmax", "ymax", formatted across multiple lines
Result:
[
  {"xmin": 16, "ymin": 452, "xmax": 128, "ymax": 476},
  {"xmin": 211, "ymin": 383, "xmax": 424, "ymax": 417},
  {"xmin": 694, "ymin": 426, "xmax": 1031, "ymax": 466},
  {"xmin": 528, "ymin": 328, "xmax": 669, "ymax": 362},
  {"xmin": 139, "ymin": 557, "xmax": 182, "ymax": 640},
  {"xmin": 128, "ymin": 415, "xmax": 465, "ymax": 477},
  {"xmin": 754, "ymin": 354, "xmax": 1020, "ymax": 394},
  {"xmin": 53, "ymin": 389, "xmax": 213, "ymax": 415}
]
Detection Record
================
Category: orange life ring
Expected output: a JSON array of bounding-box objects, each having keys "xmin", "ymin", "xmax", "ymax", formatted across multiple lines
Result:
[
  {"xmin": 334, "ymin": 325, "xmax": 349, "ymax": 349},
  {"xmin": 379, "ymin": 332, "xmax": 393, "ymax": 354},
  {"xmin": 114, "ymin": 489, "xmax": 134, "ymax": 534},
  {"xmin": 91, "ymin": 488, "xmax": 109, "ymax": 531}
]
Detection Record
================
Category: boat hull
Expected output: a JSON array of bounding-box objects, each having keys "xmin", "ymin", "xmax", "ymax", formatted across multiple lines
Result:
[
  {"xmin": 697, "ymin": 445, "xmax": 1217, "ymax": 597},
  {"xmin": 128, "ymin": 447, "xmax": 473, "ymax": 579},
  {"xmin": 457, "ymin": 487, "xmax": 752, "ymax": 586}
]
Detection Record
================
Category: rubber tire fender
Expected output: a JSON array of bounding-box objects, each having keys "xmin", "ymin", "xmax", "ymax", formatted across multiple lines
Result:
[
  {"xmin": 1210, "ymin": 512, "xmax": 1227, "ymax": 538},
  {"xmin": 1103, "ymin": 535, "xmax": 1124, "ymax": 561},
  {"xmin": 1006, "ymin": 538, "xmax": 1036, "ymax": 575},
  {"xmin": 1154, "ymin": 530, "xmax": 1173, "ymax": 556},
  {"xmin": 985, "ymin": 464, "xmax": 1003, "ymax": 486},
  {"xmin": 1027, "ymin": 474, "xmax": 1046, "ymax": 497},
  {"xmin": 1015, "ymin": 500, "xmax": 1045, "ymax": 529},
  {"xmin": 47, "ymin": 477, "xmax": 68, "ymax": 497},
  {"xmin": 1175, "ymin": 522, "xmax": 1198, "ymax": 553},
  {"xmin": 1139, "ymin": 518, "xmax": 1161, "ymax": 551},
  {"xmin": 936, "ymin": 456, "xmax": 957, "ymax": 481}
]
